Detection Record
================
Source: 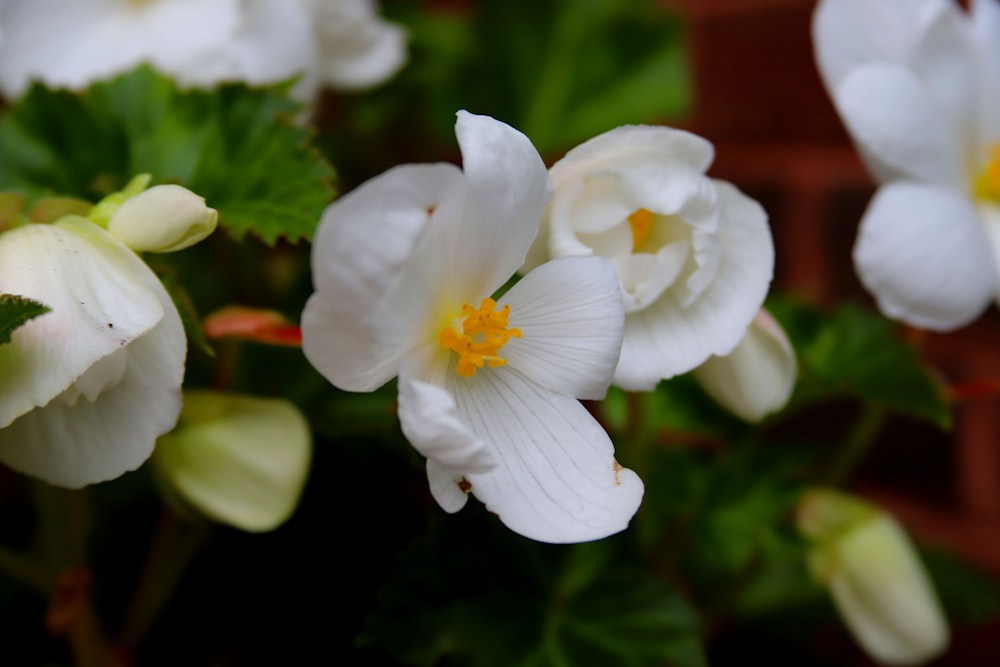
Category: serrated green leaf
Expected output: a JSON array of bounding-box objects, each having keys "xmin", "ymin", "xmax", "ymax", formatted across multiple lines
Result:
[
  {"xmin": 0, "ymin": 294, "xmax": 49, "ymax": 345},
  {"xmin": 769, "ymin": 299, "xmax": 951, "ymax": 428},
  {"xmin": 361, "ymin": 513, "xmax": 706, "ymax": 667},
  {"xmin": 0, "ymin": 66, "xmax": 336, "ymax": 245}
]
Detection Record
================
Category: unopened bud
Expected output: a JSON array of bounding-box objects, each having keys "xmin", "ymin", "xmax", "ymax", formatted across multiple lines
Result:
[{"xmin": 106, "ymin": 184, "xmax": 217, "ymax": 253}]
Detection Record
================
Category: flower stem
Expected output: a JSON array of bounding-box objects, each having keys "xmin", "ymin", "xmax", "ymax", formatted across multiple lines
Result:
[{"xmin": 827, "ymin": 403, "xmax": 888, "ymax": 486}]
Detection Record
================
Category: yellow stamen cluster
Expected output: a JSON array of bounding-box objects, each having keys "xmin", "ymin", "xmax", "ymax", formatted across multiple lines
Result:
[
  {"xmin": 439, "ymin": 298, "xmax": 521, "ymax": 378},
  {"xmin": 975, "ymin": 144, "xmax": 1000, "ymax": 202},
  {"xmin": 627, "ymin": 208, "xmax": 653, "ymax": 251}
]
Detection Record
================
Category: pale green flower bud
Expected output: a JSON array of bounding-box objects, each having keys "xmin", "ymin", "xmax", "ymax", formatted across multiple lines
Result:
[
  {"xmin": 106, "ymin": 184, "xmax": 218, "ymax": 253},
  {"xmin": 693, "ymin": 309, "xmax": 796, "ymax": 422},
  {"xmin": 153, "ymin": 391, "xmax": 312, "ymax": 532},
  {"xmin": 797, "ymin": 489, "xmax": 949, "ymax": 665}
]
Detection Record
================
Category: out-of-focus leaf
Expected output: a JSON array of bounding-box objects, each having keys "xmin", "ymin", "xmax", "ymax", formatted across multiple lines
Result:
[
  {"xmin": 922, "ymin": 549, "xmax": 1000, "ymax": 625},
  {"xmin": 0, "ymin": 66, "xmax": 336, "ymax": 245},
  {"xmin": 361, "ymin": 511, "xmax": 706, "ymax": 667},
  {"xmin": 769, "ymin": 299, "xmax": 950, "ymax": 428},
  {"xmin": 0, "ymin": 294, "xmax": 49, "ymax": 345}
]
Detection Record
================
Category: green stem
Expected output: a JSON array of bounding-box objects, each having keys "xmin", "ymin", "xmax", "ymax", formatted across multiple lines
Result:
[{"xmin": 827, "ymin": 403, "xmax": 888, "ymax": 486}]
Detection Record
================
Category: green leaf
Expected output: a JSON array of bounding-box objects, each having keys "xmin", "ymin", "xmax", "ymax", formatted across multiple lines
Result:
[
  {"xmin": 361, "ymin": 512, "xmax": 706, "ymax": 667},
  {"xmin": 769, "ymin": 299, "xmax": 951, "ymax": 428},
  {"xmin": 0, "ymin": 66, "xmax": 336, "ymax": 245},
  {"xmin": 0, "ymin": 294, "xmax": 49, "ymax": 345}
]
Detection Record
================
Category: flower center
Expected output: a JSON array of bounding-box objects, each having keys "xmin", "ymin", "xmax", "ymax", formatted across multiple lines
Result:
[
  {"xmin": 627, "ymin": 208, "xmax": 653, "ymax": 251},
  {"xmin": 439, "ymin": 298, "xmax": 521, "ymax": 378},
  {"xmin": 974, "ymin": 144, "xmax": 1000, "ymax": 202}
]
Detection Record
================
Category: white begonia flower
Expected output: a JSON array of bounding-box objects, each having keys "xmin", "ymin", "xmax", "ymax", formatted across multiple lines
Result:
[
  {"xmin": 0, "ymin": 0, "xmax": 406, "ymax": 101},
  {"xmin": 524, "ymin": 125, "xmax": 774, "ymax": 391},
  {"xmin": 693, "ymin": 308, "xmax": 796, "ymax": 422},
  {"xmin": 301, "ymin": 111, "xmax": 643, "ymax": 544},
  {"xmin": 798, "ymin": 489, "xmax": 949, "ymax": 666},
  {"xmin": 813, "ymin": 0, "xmax": 1000, "ymax": 330},
  {"xmin": 0, "ymin": 216, "xmax": 186, "ymax": 487},
  {"xmin": 106, "ymin": 184, "xmax": 218, "ymax": 253},
  {"xmin": 153, "ymin": 390, "xmax": 312, "ymax": 533}
]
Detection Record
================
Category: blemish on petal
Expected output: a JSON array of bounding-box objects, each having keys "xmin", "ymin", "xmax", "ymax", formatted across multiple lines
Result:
[
  {"xmin": 457, "ymin": 477, "xmax": 472, "ymax": 493},
  {"xmin": 612, "ymin": 459, "xmax": 623, "ymax": 485}
]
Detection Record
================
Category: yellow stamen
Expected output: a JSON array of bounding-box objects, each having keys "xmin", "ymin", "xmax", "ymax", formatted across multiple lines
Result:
[
  {"xmin": 439, "ymin": 298, "xmax": 521, "ymax": 378},
  {"xmin": 627, "ymin": 208, "xmax": 653, "ymax": 251},
  {"xmin": 975, "ymin": 144, "xmax": 1000, "ymax": 202}
]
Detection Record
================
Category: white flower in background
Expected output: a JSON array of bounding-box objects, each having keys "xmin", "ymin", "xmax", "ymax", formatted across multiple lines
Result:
[
  {"xmin": 693, "ymin": 308, "xmax": 796, "ymax": 422},
  {"xmin": 0, "ymin": 181, "xmax": 216, "ymax": 487},
  {"xmin": 814, "ymin": 0, "xmax": 1000, "ymax": 330},
  {"xmin": 524, "ymin": 125, "xmax": 774, "ymax": 391},
  {"xmin": 0, "ymin": 0, "xmax": 406, "ymax": 101},
  {"xmin": 301, "ymin": 111, "xmax": 643, "ymax": 543},
  {"xmin": 153, "ymin": 390, "xmax": 312, "ymax": 532},
  {"xmin": 797, "ymin": 488, "xmax": 949, "ymax": 666}
]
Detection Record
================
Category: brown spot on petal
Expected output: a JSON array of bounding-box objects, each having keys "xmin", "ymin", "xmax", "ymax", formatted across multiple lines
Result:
[
  {"xmin": 457, "ymin": 477, "xmax": 472, "ymax": 493},
  {"xmin": 613, "ymin": 459, "xmax": 624, "ymax": 485}
]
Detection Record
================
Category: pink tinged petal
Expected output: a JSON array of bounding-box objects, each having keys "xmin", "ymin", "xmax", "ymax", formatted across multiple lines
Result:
[
  {"xmin": 451, "ymin": 368, "xmax": 643, "ymax": 544},
  {"xmin": 854, "ymin": 182, "xmax": 997, "ymax": 330},
  {"xmin": 0, "ymin": 221, "xmax": 185, "ymax": 487},
  {"xmin": 834, "ymin": 64, "xmax": 965, "ymax": 187},
  {"xmin": 397, "ymin": 376, "xmax": 496, "ymax": 473},
  {"xmin": 448, "ymin": 111, "xmax": 552, "ymax": 299},
  {"xmin": 0, "ymin": 220, "xmax": 163, "ymax": 428},
  {"xmin": 693, "ymin": 309, "xmax": 797, "ymax": 422},
  {"xmin": 301, "ymin": 163, "xmax": 464, "ymax": 392},
  {"xmin": 812, "ymin": 0, "xmax": 952, "ymax": 90},
  {"xmin": 500, "ymin": 256, "xmax": 624, "ymax": 401},
  {"xmin": 613, "ymin": 181, "xmax": 773, "ymax": 390},
  {"xmin": 550, "ymin": 125, "xmax": 714, "ymax": 180}
]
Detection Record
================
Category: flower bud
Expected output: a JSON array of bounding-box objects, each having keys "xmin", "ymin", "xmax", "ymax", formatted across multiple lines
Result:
[
  {"xmin": 106, "ymin": 184, "xmax": 217, "ymax": 253},
  {"xmin": 797, "ymin": 489, "xmax": 949, "ymax": 665},
  {"xmin": 692, "ymin": 309, "xmax": 796, "ymax": 421},
  {"xmin": 153, "ymin": 391, "xmax": 312, "ymax": 532}
]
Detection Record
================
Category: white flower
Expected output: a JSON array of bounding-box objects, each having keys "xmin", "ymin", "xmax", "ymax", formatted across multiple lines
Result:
[
  {"xmin": 301, "ymin": 111, "xmax": 643, "ymax": 543},
  {"xmin": 813, "ymin": 0, "xmax": 1000, "ymax": 330},
  {"xmin": 0, "ymin": 0, "xmax": 406, "ymax": 100},
  {"xmin": 0, "ymin": 216, "xmax": 185, "ymax": 487},
  {"xmin": 524, "ymin": 125, "xmax": 774, "ymax": 390},
  {"xmin": 693, "ymin": 308, "xmax": 796, "ymax": 422},
  {"xmin": 152, "ymin": 390, "xmax": 312, "ymax": 532},
  {"xmin": 798, "ymin": 489, "xmax": 949, "ymax": 666}
]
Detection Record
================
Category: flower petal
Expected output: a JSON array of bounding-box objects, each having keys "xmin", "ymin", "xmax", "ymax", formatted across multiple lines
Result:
[
  {"xmin": 550, "ymin": 125, "xmax": 714, "ymax": 179},
  {"xmin": 426, "ymin": 459, "xmax": 471, "ymax": 513},
  {"xmin": 316, "ymin": 0, "xmax": 408, "ymax": 90},
  {"xmin": 972, "ymin": 0, "xmax": 1000, "ymax": 143},
  {"xmin": 693, "ymin": 309, "xmax": 797, "ymax": 422},
  {"xmin": 854, "ymin": 182, "xmax": 997, "ymax": 330},
  {"xmin": 614, "ymin": 181, "xmax": 773, "ymax": 390},
  {"xmin": 153, "ymin": 391, "xmax": 312, "ymax": 532},
  {"xmin": 0, "ymin": 220, "xmax": 185, "ymax": 487},
  {"xmin": 500, "ymin": 256, "xmax": 624, "ymax": 401},
  {"xmin": 397, "ymin": 376, "xmax": 496, "ymax": 473},
  {"xmin": 301, "ymin": 163, "xmax": 464, "ymax": 392},
  {"xmin": 450, "ymin": 368, "xmax": 643, "ymax": 543},
  {"xmin": 447, "ymin": 111, "xmax": 551, "ymax": 299},
  {"xmin": 0, "ymin": 220, "xmax": 163, "ymax": 428},
  {"xmin": 833, "ymin": 64, "xmax": 965, "ymax": 186}
]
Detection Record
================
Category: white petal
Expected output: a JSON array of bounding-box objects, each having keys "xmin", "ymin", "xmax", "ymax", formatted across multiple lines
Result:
[
  {"xmin": 0, "ymin": 220, "xmax": 163, "ymax": 427},
  {"xmin": 449, "ymin": 368, "xmax": 643, "ymax": 544},
  {"xmin": 153, "ymin": 391, "xmax": 312, "ymax": 532},
  {"xmin": 614, "ymin": 181, "xmax": 773, "ymax": 390},
  {"xmin": 397, "ymin": 376, "xmax": 496, "ymax": 473},
  {"xmin": 833, "ymin": 64, "xmax": 965, "ymax": 187},
  {"xmin": 812, "ymin": 0, "xmax": 952, "ymax": 90},
  {"xmin": 500, "ymin": 256, "xmax": 624, "ymax": 401},
  {"xmin": 426, "ymin": 458, "xmax": 470, "ymax": 513},
  {"xmin": 550, "ymin": 125, "xmax": 714, "ymax": 181},
  {"xmin": 854, "ymin": 182, "xmax": 997, "ymax": 330},
  {"xmin": 693, "ymin": 309, "xmax": 797, "ymax": 422},
  {"xmin": 612, "ymin": 241, "xmax": 690, "ymax": 314},
  {"xmin": 979, "ymin": 203, "xmax": 1000, "ymax": 308},
  {"xmin": 301, "ymin": 163, "xmax": 464, "ymax": 392},
  {"xmin": 971, "ymin": 0, "xmax": 1000, "ymax": 143},
  {"xmin": 316, "ymin": 0, "xmax": 408, "ymax": 90},
  {"xmin": 448, "ymin": 111, "xmax": 551, "ymax": 298},
  {"xmin": 0, "ymin": 220, "xmax": 185, "ymax": 487}
]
